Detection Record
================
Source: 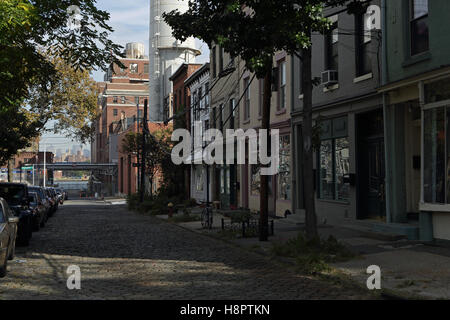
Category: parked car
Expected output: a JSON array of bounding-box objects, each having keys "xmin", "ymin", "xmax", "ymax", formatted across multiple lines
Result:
[
  {"xmin": 28, "ymin": 186, "xmax": 50, "ymax": 224},
  {"xmin": 45, "ymin": 188, "xmax": 58, "ymax": 217},
  {"xmin": 0, "ymin": 183, "xmax": 33, "ymax": 246},
  {"xmin": 49, "ymin": 188, "xmax": 59, "ymax": 211},
  {"xmin": 28, "ymin": 192, "xmax": 46, "ymax": 231},
  {"xmin": 0, "ymin": 198, "xmax": 19, "ymax": 278},
  {"xmin": 55, "ymin": 188, "xmax": 64, "ymax": 205}
]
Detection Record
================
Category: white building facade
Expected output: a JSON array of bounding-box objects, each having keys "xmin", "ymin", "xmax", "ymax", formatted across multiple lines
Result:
[{"xmin": 184, "ymin": 64, "xmax": 211, "ymax": 203}]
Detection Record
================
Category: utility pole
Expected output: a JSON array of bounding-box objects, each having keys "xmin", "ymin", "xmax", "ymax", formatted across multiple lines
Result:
[
  {"xmin": 136, "ymin": 100, "xmax": 140, "ymax": 193},
  {"xmin": 140, "ymin": 99, "xmax": 148, "ymax": 203}
]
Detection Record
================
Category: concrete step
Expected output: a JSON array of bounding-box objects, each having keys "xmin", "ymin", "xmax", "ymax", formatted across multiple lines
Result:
[{"xmin": 341, "ymin": 221, "xmax": 419, "ymax": 241}]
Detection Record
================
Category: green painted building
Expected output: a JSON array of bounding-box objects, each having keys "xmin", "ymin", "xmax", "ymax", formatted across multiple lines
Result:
[{"xmin": 381, "ymin": 0, "xmax": 450, "ymax": 240}]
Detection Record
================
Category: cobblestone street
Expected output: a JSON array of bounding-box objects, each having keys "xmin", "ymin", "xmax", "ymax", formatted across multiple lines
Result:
[{"xmin": 0, "ymin": 201, "xmax": 371, "ymax": 300}]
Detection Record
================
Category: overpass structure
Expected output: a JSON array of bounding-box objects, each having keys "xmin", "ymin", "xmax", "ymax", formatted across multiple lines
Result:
[
  {"xmin": 32, "ymin": 163, "xmax": 119, "ymax": 196},
  {"xmin": 34, "ymin": 163, "xmax": 117, "ymax": 175}
]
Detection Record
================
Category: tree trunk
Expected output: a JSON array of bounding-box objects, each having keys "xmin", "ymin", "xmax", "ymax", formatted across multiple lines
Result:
[
  {"xmin": 301, "ymin": 45, "xmax": 319, "ymax": 240},
  {"xmin": 259, "ymin": 66, "xmax": 273, "ymax": 241},
  {"xmin": 7, "ymin": 158, "xmax": 13, "ymax": 182}
]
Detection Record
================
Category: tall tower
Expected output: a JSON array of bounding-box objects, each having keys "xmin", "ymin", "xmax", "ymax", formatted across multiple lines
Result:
[{"xmin": 149, "ymin": 0, "xmax": 200, "ymax": 122}]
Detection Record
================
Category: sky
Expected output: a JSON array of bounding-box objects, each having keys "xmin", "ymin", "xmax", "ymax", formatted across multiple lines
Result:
[{"xmin": 42, "ymin": 0, "xmax": 209, "ymax": 154}]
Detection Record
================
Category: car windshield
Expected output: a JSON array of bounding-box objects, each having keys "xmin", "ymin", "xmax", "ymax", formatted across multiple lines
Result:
[
  {"xmin": 0, "ymin": 186, "xmax": 25, "ymax": 205},
  {"xmin": 29, "ymin": 193, "xmax": 38, "ymax": 205},
  {"xmin": 29, "ymin": 188, "xmax": 42, "ymax": 197}
]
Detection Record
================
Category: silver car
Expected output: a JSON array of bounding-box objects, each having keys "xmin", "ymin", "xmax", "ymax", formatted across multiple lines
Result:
[{"xmin": 0, "ymin": 197, "xmax": 19, "ymax": 278}]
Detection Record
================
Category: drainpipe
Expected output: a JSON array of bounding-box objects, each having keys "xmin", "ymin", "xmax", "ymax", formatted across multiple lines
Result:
[
  {"xmin": 381, "ymin": 0, "xmax": 392, "ymax": 223},
  {"xmin": 381, "ymin": 0, "xmax": 388, "ymax": 86},
  {"xmin": 383, "ymin": 93, "xmax": 392, "ymax": 223},
  {"xmin": 290, "ymin": 53, "xmax": 296, "ymax": 215}
]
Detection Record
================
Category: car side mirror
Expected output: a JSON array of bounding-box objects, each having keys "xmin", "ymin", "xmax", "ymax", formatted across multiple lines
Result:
[{"xmin": 8, "ymin": 217, "xmax": 19, "ymax": 224}]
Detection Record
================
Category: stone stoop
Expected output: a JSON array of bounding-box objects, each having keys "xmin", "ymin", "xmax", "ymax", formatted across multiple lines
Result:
[{"xmin": 341, "ymin": 220, "xmax": 419, "ymax": 241}]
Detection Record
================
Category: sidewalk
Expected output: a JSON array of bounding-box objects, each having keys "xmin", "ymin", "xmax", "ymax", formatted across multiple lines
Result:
[{"xmin": 157, "ymin": 210, "xmax": 450, "ymax": 299}]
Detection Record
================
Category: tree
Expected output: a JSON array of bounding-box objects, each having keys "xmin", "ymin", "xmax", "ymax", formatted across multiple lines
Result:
[
  {"xmin": 164, "ymin": 0, "xmax": 363, "ymax": 240},
  {"xmin": 27, "ymin": 54, "xmax": 100, "ymax": 144},
  {"xmin": 122, "ymin": 127, "xmax": 173, "ymax": 197},
  {"xmin": 0, "ymin": 0, "xmax": 123, "ymax": 164}
]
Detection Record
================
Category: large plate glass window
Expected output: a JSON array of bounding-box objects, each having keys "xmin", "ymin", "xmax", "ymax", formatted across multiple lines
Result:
[
  {"xmin": 278, "ymin": 135, "xmax": 291, "ymax": 200},
  {"xmin": 423, "ymin": 77, "xmax": 450, "ymax": 204},
  {"xmin": 318, "ymin": 117, "xmax": 350, "ymax": 201}
]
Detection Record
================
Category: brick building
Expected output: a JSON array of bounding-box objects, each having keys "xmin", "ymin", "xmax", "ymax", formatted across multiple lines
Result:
[
  {"xmin": 92, "ymin": 43, "xmax": 150, "ymax": 196},
  {"xmin": 169, "ymin": 63, "xmax": 202, "ymax": 199}
]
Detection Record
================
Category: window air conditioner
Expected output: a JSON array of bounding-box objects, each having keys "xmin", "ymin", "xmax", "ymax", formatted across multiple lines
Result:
[{"xmin": 321, "ymin": 70, "xmax": 338, "ymax": 86}]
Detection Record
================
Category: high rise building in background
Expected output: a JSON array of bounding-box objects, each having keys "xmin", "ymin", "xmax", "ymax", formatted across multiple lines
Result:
[{"xmin": 149, "ymin": 0, "xmax": 201, "ymax": 122}]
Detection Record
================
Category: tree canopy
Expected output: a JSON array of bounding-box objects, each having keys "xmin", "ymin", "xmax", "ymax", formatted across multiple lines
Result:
[
  {"xmin": 0, "ymin": 0, "xmax": 123, "ymax": 164},
  {"xmin": 163, "ymin": 0, "xmax": 362, "ymax": 78}
]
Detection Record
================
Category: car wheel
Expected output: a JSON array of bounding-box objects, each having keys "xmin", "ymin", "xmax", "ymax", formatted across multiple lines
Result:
[
  {"xmin": 0, "ymin": 255, "xmax": 7, "ymax": 278},
  {"xmin": 8, "ymin": 239, "xmax": 16, "ymax": 261}
]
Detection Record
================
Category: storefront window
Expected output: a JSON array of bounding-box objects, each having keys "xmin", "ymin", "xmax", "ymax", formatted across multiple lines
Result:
[
  {"xmin": 196, "ymin": 167, "xmax": 204, "ymax": 192},
  {"xmin": 251, "ymin": 165, "xmax": 260, "ymax": 195},
  {"xmin": 320, "ymin": 140, "xmax": 334, "ymax": 200},
  {"xmin": 278, "ymin": 135, "xmax": 291, "ymax": 200},
  {"xmin": 335, "ymin": 138, "xmax": 350, "ymax": 200},
  {"xmin": 318, "ymin": 117, "xmax": 350, "ymax": 201},
  {"xmin": 425, "ymin": 78, "xmax": 450, "ymax": 104},
  {"xmin": 423, "ymin": 107, "xmax": 446, "ymax": 203},
  {"xmin": 421, "ymin": 77, "xmax": 450, "ymax": 204}
]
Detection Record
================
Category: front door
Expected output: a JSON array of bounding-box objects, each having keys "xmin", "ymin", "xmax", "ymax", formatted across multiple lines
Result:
[
  {"xmin": 357, "ymin": 109, "xmax": 386, "ymax": 220},
  {"xmin": 366, "ymin": 139, "xmax": 386, "ymax": 219}
]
